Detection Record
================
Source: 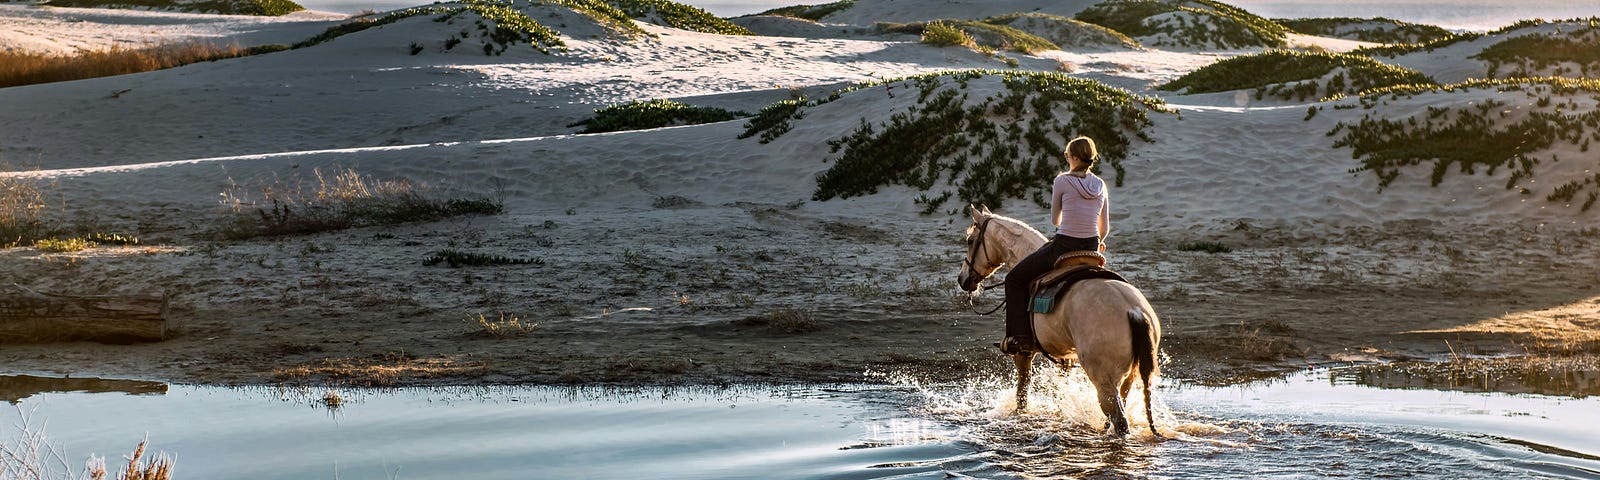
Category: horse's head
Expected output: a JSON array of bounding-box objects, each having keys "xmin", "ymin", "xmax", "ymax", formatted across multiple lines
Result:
[{"xmin": 958, "ymin": 204, "xmax": 1004, "ymax": 292}]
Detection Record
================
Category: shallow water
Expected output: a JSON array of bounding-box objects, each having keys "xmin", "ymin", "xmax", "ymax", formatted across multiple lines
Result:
[{"xmin": 3, "ymin": 367, "xmax": 1599, "ymax": 479}]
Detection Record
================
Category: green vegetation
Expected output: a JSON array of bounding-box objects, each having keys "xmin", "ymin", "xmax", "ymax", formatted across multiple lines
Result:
[
  {"xmin": 1354, "ymin": 17, "xmax": 1600, "ymax": 59},
  {"xmin": 293, "ymin": 7, "xmax": 452, "ymax": 49},
  {"xmin": 883, "ymin": 20, "xmax": 1057, "ymax": 53},
  {"xmin": 569, "ymin": 99, "xmax": 747, "ymax": 133},
  {"xmin": 1274, "ymin": 17, "xmax": 1452, "ymax": 45},
  {"xmin": 33, "ymin": 237, "xmax": 93, "ymax": 253},
  {"xmin": 750, "ymin": 0, "xmax": 853, "ymax": 21},
  {"xmin": 919, "ymin": 21, "xmax": 974, "ymax": 48},
  {"xmin": 1074, "ymin": 0, "xmax": 1286, "ymax": 49},
  {"xmin": 219, "ymin": 168, "xmax": 504, "ymax": 240},
  {"xmin": 1331, "ymin": 78, "xmax": 1600, "ymax": 210},
  {"xmin": 789, "ymin": 70, "xmax": 1171, "ymax": 213},
  {"xmin": 1473, "ymin": 25, "xmax": 1600, "ymax": 78},
  {"xmin": 458, "ymin": 0, "xmax": 566, "ymax": 54},
  {"xmin": 1176, "ymin": 240, "xmax": 1232, "ymax": 253},
  {"xmin": 738, "ymin": 97, "xmax": 806, "ymax": 143},
  {"xmin": 605, "ymin": 0, "xmax": 752, "ymax": 35},
  {"xmin": 423, "ymin": 249, "xmax": 542, "ymax": 267},
  {"xmin": 551, "ymin": 0, "xmax": 646, "ymax": 36},
  {"xmin": 1159, "ymin": 50, "xmax": 1435, "ymax": 101},
  {"xmin": 982, "ymin": 13, "xmax": 1141, "ymax": 50},
  {"xmin": 44, "ymin": 0, "xmax": 302, "ymax": 15}
]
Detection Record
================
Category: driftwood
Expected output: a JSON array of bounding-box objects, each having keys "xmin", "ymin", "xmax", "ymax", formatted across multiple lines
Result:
[{"xmin": 0, "ymin": 284, "xmax": 167, "ymax": 344}]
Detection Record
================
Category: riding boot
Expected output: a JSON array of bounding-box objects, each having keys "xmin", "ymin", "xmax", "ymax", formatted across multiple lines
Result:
[{"xmin": 998, "ymin": 335, "xmax": 1039, "ymax": 355}]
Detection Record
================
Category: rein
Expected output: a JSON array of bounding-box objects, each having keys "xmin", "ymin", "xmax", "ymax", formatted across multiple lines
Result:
[{"xmin": 964, "ymin": 218, "xmax": 1008, "ymax": 315}]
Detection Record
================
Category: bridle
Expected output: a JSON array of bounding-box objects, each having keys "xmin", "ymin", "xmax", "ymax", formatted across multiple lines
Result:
[{"xmin": 962, "ymin": 218, "xmax": 1007, "ymax": 314}]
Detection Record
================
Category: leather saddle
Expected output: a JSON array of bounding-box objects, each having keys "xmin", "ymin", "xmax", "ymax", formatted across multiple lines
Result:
[{"xmin": 1028, "ymin": 251, "xmax": 1126, "ymax": 314}]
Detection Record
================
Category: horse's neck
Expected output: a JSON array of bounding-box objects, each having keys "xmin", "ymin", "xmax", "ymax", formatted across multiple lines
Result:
[{"xmin": 992, "ymin": 219, "xmax": 1047, "ymax": 267}]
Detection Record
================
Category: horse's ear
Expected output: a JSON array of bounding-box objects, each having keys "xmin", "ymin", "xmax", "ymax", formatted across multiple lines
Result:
[
  {"xmin": 968, "ymin": 204, "xmax": 982, "ymax": 220},
  {"xmin": 980, "ymin": 205, "xmax": 992, "ymax": 215}
]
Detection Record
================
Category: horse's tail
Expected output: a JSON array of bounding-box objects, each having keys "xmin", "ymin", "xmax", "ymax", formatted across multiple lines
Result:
[{"xmin": 1128, "ymin": 308, "xmax": 1159, "ymax": 437}]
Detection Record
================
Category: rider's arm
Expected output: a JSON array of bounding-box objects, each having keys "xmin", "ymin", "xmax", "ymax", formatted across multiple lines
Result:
[{"xmin": 1050, "ymin": 176, "xmax": 1064, "ymax": 227}]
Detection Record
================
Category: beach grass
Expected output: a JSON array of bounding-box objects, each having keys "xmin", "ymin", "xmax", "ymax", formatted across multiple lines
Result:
[
  {"xmin": 569, "ymin": 99, "xmax": 747, "ymax": 134},
  {"xmin": 0, "ymin": 166, "xmax": 58, "ymax": 248},
  {"xmin": 0, "ymin": 41, "xmax": 281, "ymax": 89},
  {"xmin": 1473, "ymin": 25, "xmax": 1600, "ymax": 78},
  {"xmin": 918, "ymin": 20, "xmax": 974, "ymax": 48},
  {"xmin": 1159, "ymin": 50, "xmax": 1435, "ymax": 100},
  {"xmin": 219, "ymin": 167, "xmax": 504, "ymax": 240}
]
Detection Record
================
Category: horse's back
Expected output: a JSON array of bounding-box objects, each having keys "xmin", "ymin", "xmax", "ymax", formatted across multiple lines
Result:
[{"xmin": 1043, "ymin": 279, "xmax": 1159, "ymax": 369}]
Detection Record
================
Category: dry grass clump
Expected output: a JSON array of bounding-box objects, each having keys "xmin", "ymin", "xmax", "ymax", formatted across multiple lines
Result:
[
  {"xmin": 0, "ymin": 42, "xmax": 277, "ymax": 89},
  {"xmin": 85, "ymin": 440, "xmax": 174, "ymax": 480},
  {"xmin": 0, "ymin": 167, "xmax": 56, "ymax": 248},
  {"xmin": 465, "ymin": 312, "xmax": 539, "ymax": 338},
  {"xmin": 219, "ymin": 167, "xmax": 502, "ymax": 239},
  {"xmin": 273, "ymin": 352, "xmax": 489, "ymax": 386},
  {"xmin": 768, "ymin": 307, "xmax": 817, "ymax": 333}
]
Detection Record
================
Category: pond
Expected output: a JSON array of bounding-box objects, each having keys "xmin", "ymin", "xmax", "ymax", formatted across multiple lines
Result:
[{"xmin": 3, "ymin": 365, "xmax": 1598, "ymax": 479}]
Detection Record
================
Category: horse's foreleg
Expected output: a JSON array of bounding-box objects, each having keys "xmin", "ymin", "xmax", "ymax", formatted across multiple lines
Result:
[{"xmin": 1013, "ymin": 352, "xmax": 1035, "ymax": 412}]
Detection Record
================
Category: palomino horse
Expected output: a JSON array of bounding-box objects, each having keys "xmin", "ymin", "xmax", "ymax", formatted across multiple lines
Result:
[{"xmin": 957, "ymin": 205, "xmax": 1162, "ymax": 437}]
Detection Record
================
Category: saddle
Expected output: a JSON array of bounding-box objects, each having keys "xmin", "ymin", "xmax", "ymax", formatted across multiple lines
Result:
[{"xmin": 1028, "ymin": 251, "xmax": 1126, "ymax": 314}]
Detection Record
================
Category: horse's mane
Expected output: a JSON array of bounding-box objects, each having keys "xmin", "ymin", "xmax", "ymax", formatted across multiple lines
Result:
[{"xmin": 977, "ymin": 211, "xmax": 1048, "ymax": 243}]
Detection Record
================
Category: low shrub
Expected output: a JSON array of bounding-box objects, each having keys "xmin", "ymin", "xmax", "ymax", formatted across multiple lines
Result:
[
  {"xmin": 1473, "ymin": 25, "xmax": 1600, "ymax": 78},
  {"xmin": 1075, "ymin": 0, "xmax": 1286, "ymax": 49},
  {"xmin": 1332, "ymin": 78, "xmax": 1600, "ymax": 206},
  {"xmin": 919, "ymin": 20, "xmax": 974, "ymax": 48},
  {"xmin": 568, "ymin": 99, "xmax": 747, "ymax": 133},
  {"xmin": 465, "ymin": 312, "xmax": 538, "ymax": 337},
  {"xmin": 1176, "ymin": 240, "xmax": 1231, "ymax": 253},
  {"xmin": 1159, "ymin": 49, "xmax": 1435, "ymax": 100},
  {"xmin": 809, "ymin": 70, "xmax": 1173, "ymax": 212},
  {"xmin": 1274, "ymin": 17, "xmax": 1453, "ymax": 45},
  {"xmin": 738, "ymin": 97, "xmax": 806, "ymax": 143},
  {"xmin": 423, "ymin": 249, "xmax": 542, "ymax": 267},
  {"xmin": 895, "ymin": 19, "xmax": 1057, "ymax": 53},
  {"xmin": 605, "ymin": 0, "xmax": 752, "ymax": 35},
  {"xmin": 982, "ymin": 12, "xmax": 1141, "ymax": 50},
  {"xmin": 751, "ymin": 0, "xmax": 853, "ymax": 21}
]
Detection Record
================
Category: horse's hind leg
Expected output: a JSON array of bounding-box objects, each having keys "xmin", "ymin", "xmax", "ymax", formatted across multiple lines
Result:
[
  {"xmin": 1013, "ymin": 352, "xmax": 1035, "ymax": 412},
  {"xmin": 1097, "ymin": 388, "xmax": 1130, "ymax": 437}
]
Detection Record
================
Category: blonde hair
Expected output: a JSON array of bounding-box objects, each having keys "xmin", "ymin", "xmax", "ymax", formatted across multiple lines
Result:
[{"xmin": 1066, "ymin": 136, "xmax": 1098, "ymax": 171}]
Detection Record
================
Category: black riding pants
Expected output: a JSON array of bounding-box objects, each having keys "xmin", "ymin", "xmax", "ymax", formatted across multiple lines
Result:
[{"xmin": 1003, "ymin": 234, "xmax": 1099, "ymax": 339}]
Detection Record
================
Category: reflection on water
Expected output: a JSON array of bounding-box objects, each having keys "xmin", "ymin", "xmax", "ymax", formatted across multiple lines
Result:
[
  {"xmin": 1334, "ymin": 359, "xmax": 1600, "ymax": 398},
  {"xmin": 2, "ymin": 367, "xmax": 1599, "ymax": 479},
  {"xmin": 0, "ymin": 374, "xmax": 167, "ymax": 404}
]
